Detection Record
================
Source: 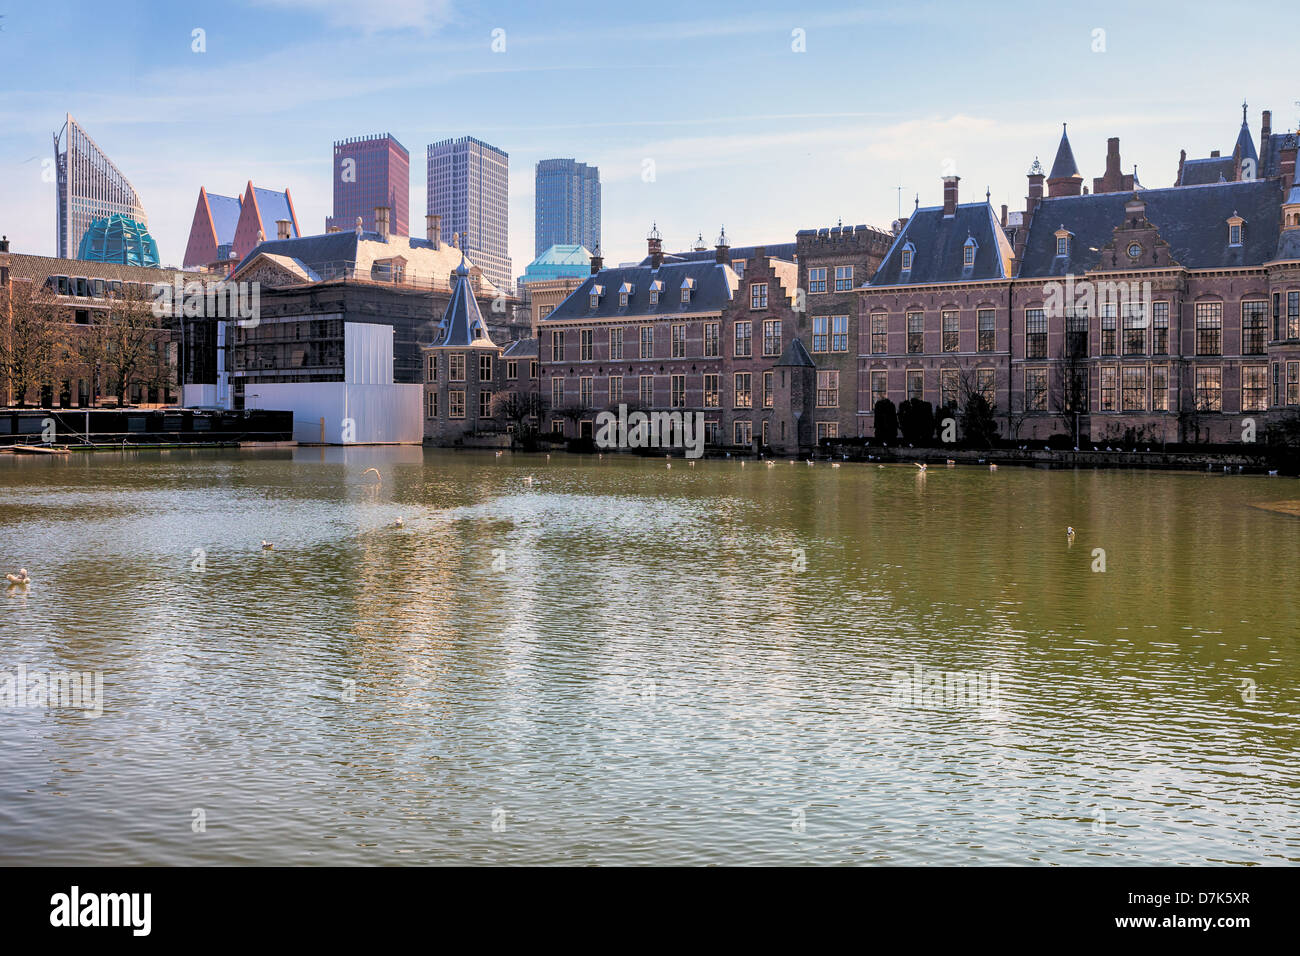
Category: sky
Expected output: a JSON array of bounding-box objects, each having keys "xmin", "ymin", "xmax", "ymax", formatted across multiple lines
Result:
[{"xmin": 2, "ymin": 0, "xmax": 1298, "ymax": 277}]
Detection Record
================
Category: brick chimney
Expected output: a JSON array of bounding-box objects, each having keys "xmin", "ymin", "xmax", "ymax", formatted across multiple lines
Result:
[
  {"xmin": 276, "ymin": 219, "xmax": 291, "ymax": 240},
  {"xmin": 1026, "ymin": 161, "xmax": 1045, "ymax": 218},
  {"xmin": 1000, "ymin": 204, "xmax": 1008, "ymax": 228},
  {"xmin": 1281, "ymin": 142, "xmax": 1297, "ymax": 190},
  {"xmin": 714, "ymin": 226, "xmax": 731, "ymax": 264},
  {"xmin": 375, "ymin": 206, "xmax": 390, "ymax": 241},
  {"xmin": 1094, "ymin": 137, "xmax": 1128, "ymax": 193},
  {"xmin": 647, "ymin": 223, "xmax": 663, "ymax": 268},
  {"xmin": 427, "ymin": 214, "xmax": 441, "ymax": 249},
  {"xmin": 589, "ymin": 250, "xmax": 603, "ymax": 275},
  {"xmin": 1263, "ymin": 110, "xmax": 1272, "ymax": 146},
  {"xmin": 942, "ymin": 175, "xmax": 960, "ymax": 217}
]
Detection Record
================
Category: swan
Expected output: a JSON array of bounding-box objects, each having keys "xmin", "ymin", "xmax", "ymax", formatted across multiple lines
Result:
[
  {"xmin": 1067, "ymin": 526, "xmax": 1075, "ymax": 538},
  {"xmin": 6, "ymin": 568, "xmax": 30, "ymax": 586},
  {"xmin": 831, "ymin": 462, "xmax": 841, "ymax": 468},
  {"xmin": 915, "ymin": 462, "xmax": 927, "ymax": 472},
  {"xmin": 362, "ymin": 467, "xmax": 381, "ymax": 484},
  {"xmin": 394, "ymin": 517, "xmax": 404, "ymax": 528}
]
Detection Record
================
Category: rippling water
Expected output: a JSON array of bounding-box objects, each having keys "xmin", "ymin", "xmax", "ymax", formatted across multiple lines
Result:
[{"xmin": 0, "ymin": 447, "xmax": 1296, "ymax": 865}]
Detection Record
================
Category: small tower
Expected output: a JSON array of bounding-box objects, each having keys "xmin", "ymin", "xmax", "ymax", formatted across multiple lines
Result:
[
  {"xmin": 1047, "ymin": 123, "xmax": 1083, "ymax": 197},
  {"xmin": 647, "ymin": 222, "xmax": 663, "ymax": 268}
]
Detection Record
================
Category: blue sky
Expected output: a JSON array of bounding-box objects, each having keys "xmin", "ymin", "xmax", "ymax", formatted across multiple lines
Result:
[{"xmin": 1, "ymin": 0, "xmax": 1297, "ymax": 274}]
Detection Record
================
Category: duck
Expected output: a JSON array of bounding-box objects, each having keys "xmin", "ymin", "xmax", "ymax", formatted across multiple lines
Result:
[
  {"xmin": 1067, "ymin": 526, "xmax": 1076, "ymax": 538},
  {"xmin": 806, "ymin": 459, "xmax": 814, "ymax": 466},
  {"xmin": 666, "ymin": 462, "xmax": 672, "ymax": 469},
  {"xmin": 766, "ymin": 460, "xmax": 775, "ymax": 467},
  {"xmin": 5, "ymin": 568, "xmax": 30, "ymax": 586},
  {"xmin": 393, "ymin": 517, "xmax": 405, "ymax": 528},
  {"xmin": 989, "ymin": 463, "xmax": 998, "ymax": 471},
  {"xmin": 261, "ymin": 541, "xmax": 273, "ymax": 550},
  {"xmin": 495, "ymin": 450, "xmax": 503, "ymax": 458},
  {"xmin": 831, "ymin": 462, "xmax": 841, "ymax": 468}
]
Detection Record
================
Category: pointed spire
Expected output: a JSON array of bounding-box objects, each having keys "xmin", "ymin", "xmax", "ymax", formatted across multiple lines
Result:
[
  {"xmin": 1048, "ymin": 123, "xmax": 1081, "ymax": 180},
  {"xmin": 1235, "ymin": 103, "xmax": 1259, "ymax": 163}
]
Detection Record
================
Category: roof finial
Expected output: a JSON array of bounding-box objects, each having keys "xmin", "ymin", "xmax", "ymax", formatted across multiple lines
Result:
[
  {"xmin": 1243, "ymin": 99, "xmax": 1249, "ymax": 124},
  {"xmin": 986, "ymin": 185, "xmax": 991, "ymax": 203},
  {"xmin": 914, "ymin": 193, "xmax": 919, "ymax": 210}
]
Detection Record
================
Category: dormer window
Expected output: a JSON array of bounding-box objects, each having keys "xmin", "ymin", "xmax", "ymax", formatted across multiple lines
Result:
[
  {"xmin": 649, "ymin": 279, "xmax": 663, "ymax": 305},
  {"xmin": 1227, "ymin": 214, "xmax": 1245, "ymax": 247},
  {"xmin": 900, "ymin": 242, "xmax": 915, "ymax": 273},
  {"xmin": 588, "ymin": 284, "xmax": 603, "ymax": 310},
  {"xmin": 963, "ymin": 236, "xmax": 978, "ymax": 267},
  {"xmin": 619, "ymin": 281, "xmax": 635, "ymax": 307},
  {"xmin": 680, "ymin": 277, "xmax": 695, "ymax": 303},
  {"xmin": 1054, "ymin": 227, "xmax": 1072, "ymax": 258}
]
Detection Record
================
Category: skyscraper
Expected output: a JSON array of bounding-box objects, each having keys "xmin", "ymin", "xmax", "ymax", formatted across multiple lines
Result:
[
  {"xmin": 427, "ymin": 136, "xmax": 511, "ymax": 294},
  {"xmin": 534, "ymin": 159, "xmax": 600, "ymax": 257},
  {"xmin": 327, "ymin": 133, "xmax": 410, "ymax": 237},
  {"xmin": 53, "ymin": 113, "xmax": 149, "ymax": 260}
]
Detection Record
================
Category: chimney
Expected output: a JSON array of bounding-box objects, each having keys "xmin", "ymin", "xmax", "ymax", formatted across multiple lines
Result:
[
  {"xmin": 1177, "ymin": 149, "xmax": 1186, "ymax": 186},
  {"xmin": 1281, "ymin": 142, "xmax": 1297, "ymax": 190},
  {"xmin": 375, "ymin": 206, "xmax": 390, "ymax": 241},
  {"xmin": 714, "ymin": 226, "xmax": 730, "ymax": 264},
  {"xmin": 1000, "ymin": 204, "xmax": 1008, "ymax": 228},
  {"xmin": 589, "ymin": 250, "xmax": 603, "ymax": 274},
  {"xmin": 1026, "ymin": 161, "xmax": 1045, "ymax": 218},
  {"xmin": 647, "ymin": 223, "xmax": 663, "ymax": 269},
  {"xmin": 942, "ymin": 175, "xmax": 960, "ymax": 217},
  {"xmin": 1210, "ymin": 150, "xmax": 1221, "ymax": 158},
  {"xmin": 1263, "ymin": 110, "xmax": 1272, "ymax": 144},
  {"xmin": 427, "ymin": 214, "xmax": 441, "ymax": 249},
  {"xmin": 276, "ymin": 218, "xmax": 291, "ymax": 240}
]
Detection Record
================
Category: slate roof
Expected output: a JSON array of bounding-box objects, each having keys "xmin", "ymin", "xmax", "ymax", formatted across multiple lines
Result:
[
  {"xmin": 502, "ymin": 337, "xmax": 538, "ymax": 358},
  {"xmin": 1179, "ymin": 156, "xmax": 1235, "ymax": 186},
  {"xmin": 1235, "ymin": 114, "xmax": 1259, "ymax": 164},
  {"xmin": 542, "ymin": 260, "xmax": 738, "ymax": 322},
  {"xmin": 1048, "ymin": 125, "xmax": 1081, "ymax": 180},
  {"xmin": 640, "ymin": 241, "xmax": 797, "ymax": 266},
  {"xmin": 775, "ymin": 337, "xmax": 815, "ymax": 368},
  {"xmin": 430, "ymin": 257, "xmax": 495, "ymax": 348},
  {"xmin": 208, "ymin": 193, "xmax": 241, "ymax": 245},
  {"xmin": 252, "ymin": 187, "xmax": 298, "ymax": 237},
  {"xmin": 1260, "ymin": 130, "xmax": 1299, "ymax": 179},
  {"xmin": 868, "ymin": 203, "xmax": 1014, "ymax": 286},
  {"xmin": 1018, "ymin": 178, "xmax": 1283, "ymax": 277}
]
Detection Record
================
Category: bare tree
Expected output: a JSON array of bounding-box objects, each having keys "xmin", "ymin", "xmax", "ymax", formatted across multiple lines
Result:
[
  {"xmin": 0, "ymin": 280, "xmax": 65, "ymax": 407},
  {"xmin": 1048, "ymin": 334, "xmax": 1089, "ymax": 447},
  {"xmin": 494, "ymin": 390, "xmax": 547, "ymax": 431},
  {"xmin": 104, "ymin": 283, "xmax": 167, "ymax": 405}
]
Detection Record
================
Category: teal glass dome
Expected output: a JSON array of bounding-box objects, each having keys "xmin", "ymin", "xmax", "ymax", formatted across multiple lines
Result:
[{"xmin": 76, "ymin": 214, "xmax": 160, "ymax": 267}]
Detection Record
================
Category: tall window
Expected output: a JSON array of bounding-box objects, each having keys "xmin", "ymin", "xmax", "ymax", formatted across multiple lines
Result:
[
  {"xmin": 734, "ymin": 420, "xmax": 753, "ymax": 446},
  {"xmin": 640, "ymin": 326, "xmax": 654, "ymax": 359},
  {"xmin": 426, "ymin": 391, "xmax": 438, "ymax": 418},
  {"xmin": 978, "ymin": 309, "xmax": 995, "ymax": 352},
  {"xmin": 871, "ymin": 370, "xmax": 887, "ymax": 406},
  {"xmin": 763, "ymin": 319, "xmax": 782, "ymax": 356},
  {"xmin": 703, "ymin": 322, "xmax": 719, "ymax": 357},
  {"xmin": 671, "ymin": 323, "xmax": 687, "ymax": 358},
  {"xmin": 426, "ymin": 353, "xmax": 437, "ymax": 381},
  {"xmin": 763, "ymin": 370, "xmax": 774, "ymax": 408},
  {"xmin": 940, "ymin": 368, "xmax": 958, "ymax": 409},
  {"xmin": 1066, "ymin": 308, "xmax": 1088, "ymax": 356},
  {"xmin": 480, "ymin": 390, "xmax": 494, "ymax": 417},
  {"xmin": 831, "ymin": 315, "xmax": 848, "ymax": 352},
  {"xmin": 1274, "ymin": 292, "xmax": 1283, "ymax": 341},
  {"xmin": 1026, "ymin": 309, "xmax": 1047, "ymax": 359},
  {"xmin": 1152, "ymin": 302, "xmax": 1169, "ymax": 354},
  {"xmin": 1243, "ymin": 300, "xmax": 1267, "ymax": 354},
  {"xmin": 942, "ymin": 310, "xmax": 959, "ymax": 352},
  {"xmin": 1289, "ymin": 292, "xmax": 1300, "ymax": 340},
  {"xmin": 670, "ymin": 374, "xmax": 685, "ymax": 408},
  {"xmin": 1122, "ymin": 366, "xmax": 1146, "ymax": 410},
  {"xmin": 1195, "ymin": 366, "xmax": 1222, "ymax": 411},
  {"xmin": 449, "ymin": 390, "xmax": 466, "ymax": 418},
  {"xmin": 703, "ymin": 373, "xmax": 720, "ymax": 407},
  {"xmin": 1152, "ymin": 365, "xmax": 1169, "ymax": 411},
  {"xmin": 906, "ymin": 369, "xmax": 923, "ymax": 401},
  {"xmin": 1026, "ymin": 368, "xmax": 1048, "ymax": 411},
  {"xmin": 750, "ymin": 283, "xmax": 768, "ymax": 310},
  {"xmin": 449, "ymin": 352, "xmax": 466, "ymax": 381},
  {"xmin": 609, "ymin": 327, "xmax": 624, "ymax": 361},
  {"xmin": 734, "ymin": 321, "xmax": 752, "ymax": 357},
  {"xmin": 809, "ymin": 267, "xmax": 826, "ymax": 294},
  {"xmin": 734, "ymin": 372, "xmax": 752, "ymax": 408},
  {"xmin": 816, "ymin": 370, "xmax": 839, "ymax": 407},
  {"xmin": 977, "ymin": 368, "xmax": 995, "ymax": 405},
  {"xmin": 639, "ymin": 375, "xmax": 654, "ymax": 406},
  {"xmin": 551, "ymin": 331, "xmax": 564, "ymax": 362},
  {"xmin": 1099, "ymin": 366, "xmax": 1116, "ymax": 411},
  {"xmin": 907, "ymin": 312, "xmax": 923, "ymax": 354},
  {"xmin": 871, "ymin": 313, "xmax": 888, "ymax": 354},
  {"xmin": 1289, "ymin": 361, "xmax": 1300, "ymax": 404},
  {"xmin": 579, "ymin": 376, "xmax": 593, "ymax": 407},
  {"xmin": 816, "ymin": 421, "xmax": 839, "ymax": 440},
  {"xmin": 506, "ymin": 361, "xmax": 517, "ymax": 381},
  {"xmin": 812, "ymin": 316, "xmax": 829, "ymax": 352},
  {"xmin": 1122, "ymin": 304, "xmax": 1146, "ymax": 355},
  {"xmin": 551, "ymin": 378, "xmax": 563, "ymax": 408},
  {"xmin": 609, "ymin": 375, "xmax": 623, "ymax": 404},
  {"xmin": 1242, "ymin": 365, "xmax": 1268, "ymax": 412},
  {"xmin": 479, "ymin": 353, "xmax": 493, "ymax": 381},
  {"xmin": 834, "ymin": 265, "xmax": 854, "ymax": 291},
  {"xmin": 1100, "ymin": 306, "xmax": 1116, "ymax": 355},
  {"xmin": 580, "ymin": 328, "xmax": 593, "ymax": 361},
  {"xmin": 1195, "ymin": 302, "xmax": 1223, "ymax": 355}
]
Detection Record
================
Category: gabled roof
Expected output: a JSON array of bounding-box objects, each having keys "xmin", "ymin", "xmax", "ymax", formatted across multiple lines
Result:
[
  {"xmin": 430, "ymin": 257, "xmax": 496, "ymax": 348},
  {"xmin": 775, "ymin": 337, "xmax": 815, "ymax": 368},
  {"xmin": 502, "ymin": 337, "xmax": 538, "ymax": 358},
  {"xmin": 542, "ymin": 260, "xmax": 738, "ymax": 321},
  {"xmin": 1049, "ymin": 125, "xmax": 1081, "ymax": 180},
  {"xmin": 1018, "ymin": 179, "xmax": 1283, "ymax": 277},
  {"xmin": 209, "ymin": 193, "xmax": 241, "ymax": 245},
  {"xmin": 868, "ymin": 203, "xmax": 1013, "ymax": 286}
]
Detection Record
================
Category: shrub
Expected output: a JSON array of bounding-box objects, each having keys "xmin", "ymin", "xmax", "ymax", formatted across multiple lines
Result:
[{"xmin": 873, "ymin": 399, "xmax": 898, "ymax": 443}]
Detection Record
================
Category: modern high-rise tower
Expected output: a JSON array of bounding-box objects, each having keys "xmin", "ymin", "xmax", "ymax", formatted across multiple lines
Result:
[
  {"xmin": 327, "ymin": 133, "xmax": 410, "ymax": 237},
  {"xmin": 426, "ymin": 136, "xmax": 511, "ymax": 294},
  {"xmin": 53, "ymin": 114, "xmax": 149, "ymax": 260},
  {"xmin": 534, "ymin": 158, "xmax": 600, "ymax": 257}
]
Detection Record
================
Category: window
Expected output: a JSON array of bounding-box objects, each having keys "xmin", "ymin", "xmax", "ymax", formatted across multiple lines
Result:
[
  {"xmin": 1152, "ymin": 365, "xmax": 1169, "ymax": 411},
  {"xmin": 640, "ymin": 326, "xmax": 654, "ymax": 359},
  {"xmin": 817, "ymin": 421, "xmax": 839, "ymax": 440},
  {"xmin": 734, "ymin": 321, "xmax": 752, "ymax": 357},
  {"xmin": 734, "ymin": 420, "xmax": 753, "ymax": 446},
  {"xmin": 809, "ymin": 267, "xmax": 827, "ymax": 294},
  {"xmin": 763, "ymin": 370, "xmax": 774, "ymax": 408},
  {"xmin": 704, "ymin": 421, "xmax": 721, "ymax": 445},
  {"xmin": 551, "ymin": 378, "xmax": 564, "ymax": 408},
  {"xmin": 580, "ymin": 328, "xmax": 593, "ymax": 360},
  {"xmin": 1242, "ymin": 301, "xmax": 1267, "ymax": 354},
  {"xmin": 703, "ymin": 373, "xmax": 720, "ymax": 408},
  {"xmin": 609, "ymin": 327, "xmax": 624, "ymax": 361},
  {"xmin": 1026, "ymin": 368, "xmax": 1048, "ymax": 411},
  {"xmin": 1243, "ymin": 365, "xmax": 1268, "ymax": 412},
  {"xmin": 649, "ymin": 289, "xmax": 659, "ymax": 306},
  {"xmin": 976, "ymin": 368, "xmax": 995, "ymax": 405},
  {"xmin": 1195, "ymin": 302, "xmax": 1223, "ymax": 355},
  {"xmin": 831, "ymin": 315, "xmax": 848, "ymax": 352},
  {"xmin": 1195, "ymin": 366, "xmax": 1222, "ymax": 411},
  {"xmin": 449, "ymin": 352, "xmax": 466, "ymax": 381},
  {"xmin": 1055, "ymin": 234, "xmax": 1069, "ymax": 257},
  {"xmin": 978, "ymin": 309, "xmax": 995, "ymax": 352},
  {"xmin": 907, "ymin": 312, "xmax": 923, "ymax": 354},
  {"xmin": 680, "ymin": 283, "xmax": 692, "ymax": 304},
  {"xmin": 480, "ymin": 390, "xmax": 493, "ymax": 417},
  {"xmin": 530, "ymin": 361, "xmax": 538, "ymax": 378},
  {"xmin": 1099, "ymin": 366, "xmax": 1116, "ymax": 411},
  {"xmin": 1289, "ymin": 361, "xmax": 1300, "ymax": 405},
  {"xmin": 426, "ymin": 353, "xmax": 437, "ymax": 381},
  {"xmin": 551, "ymin": 331, "xmax": 564, "ymax": 362},
  {"xmin": 506, "ymin": 360, "xmax": 517, "ymax": 381},
  {"xmin": 639, "ymin": 375, "xmax": 654, "ymax": 406},
  {"xmin": 834, "ymin": 265, "xmax": 854, "ymax": 291},
  {"xmin": 817, "ymin": 370, "xmax": 839, "ymax": 407},
  {"xmin": 940, "ymin": 368, "xmax": 958, "ymax": 409},
  {"xmin": 589, "ymin": 293, "xmax": 599, "ymax": 310},
  {"xmin": 672, "ymin": 323, "xmax": 687, "ymax": 358},
  {"xmin": 734, "ymin": 261, "xmax": 746, "ymax": 279},
  {"xmin": 479, "ymin": 353, "xmax": 493, "ymax": 381},
  {"xmin": 1275, "ymin": 363, "xmax": 1282, "ymax": 407},
  {"xmin": 670, "ymin": 374, "xmax": 685, "ymax": 408},
  {"xmin": 871, "ymin": 370, "xmax": 888, "ymax": 406},
  {"xmin": 906, "ymin": 369, "xmax": 923, "ymax": 401},
  {"xmin": 1229, "ymin": 221, "xmax": 1243, "ymax": 246},
  {"xmin": 1152, "ymin": 302, "xmax": 1169, "ymax": 354},
  {"xmin": 1122, "ymin": 366, "xmax": 1146, "ymax": 410},
  {"xmin": 750, "ymin": 283, "xmax": 768, "ymax": 310},
  {"xmin": 1026, "ymin": 309, "xmax": 1047, "ymax": 359},
  {"xmin": 1122, "ymin": 304, "xmax": 1147, "ymax": 355},
  {"xmin": 449, "ymin": 390, "xmax": 466, "ymax": 419},
  {"xmin": 871, "ymin": 313, "xmax": 888, "ymax": 354},
  {"xmin": 1101, "ymin": 305, "xmax": 1117, "ymax": 355},
  {"xmin": 812, "ymin": 316, "xmax": 829, "ymax": 353},
  {"xmin": 942, "ymin": 310, "xmax": 959, "ymax": 352},
  {"xmin": 963, "ymin": 239, "xmax": 976, "ymax": 267},
  {"xmin": 901, "ymin": 245, "xmax": 914, "ymax": 272},
  {"xmin": 1288, "ymin": 291, "xmax": 1299, "ymax": 339},
  {"xmin": 762, "ymin": 420, "xmax": 768, "ymax": 446},
  {"xmin": 1066, "ymin": 307, "xmax": 1088, "ymax": 356},
  {"xmin": 763, "ymin": 319, "xmax": 782, "ymax": 356},
  {"xmin": 1274, "ymin": 292, "xmax": 1282, "ymax": 340},
  {"xmin": 609, "ymin": 375, "xmax": 623, "ymax": 404},
  {"xmin": 425, "ymin": 390, "xmax": 438, "ymax": 418},
  {"xmin": 580, "ymin": 376, "xmax": 593, "ymax": 407},
  {"xmin": 703, "ymin": 322, "xmax": 719, "ymax": 357},
  {"xmin": 619, "ymin": 291, "xmax": 629, "ymax": 308},
  {"xmin": 734, "ymin": 372, "xmax": 752, "ymax": 408}
]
